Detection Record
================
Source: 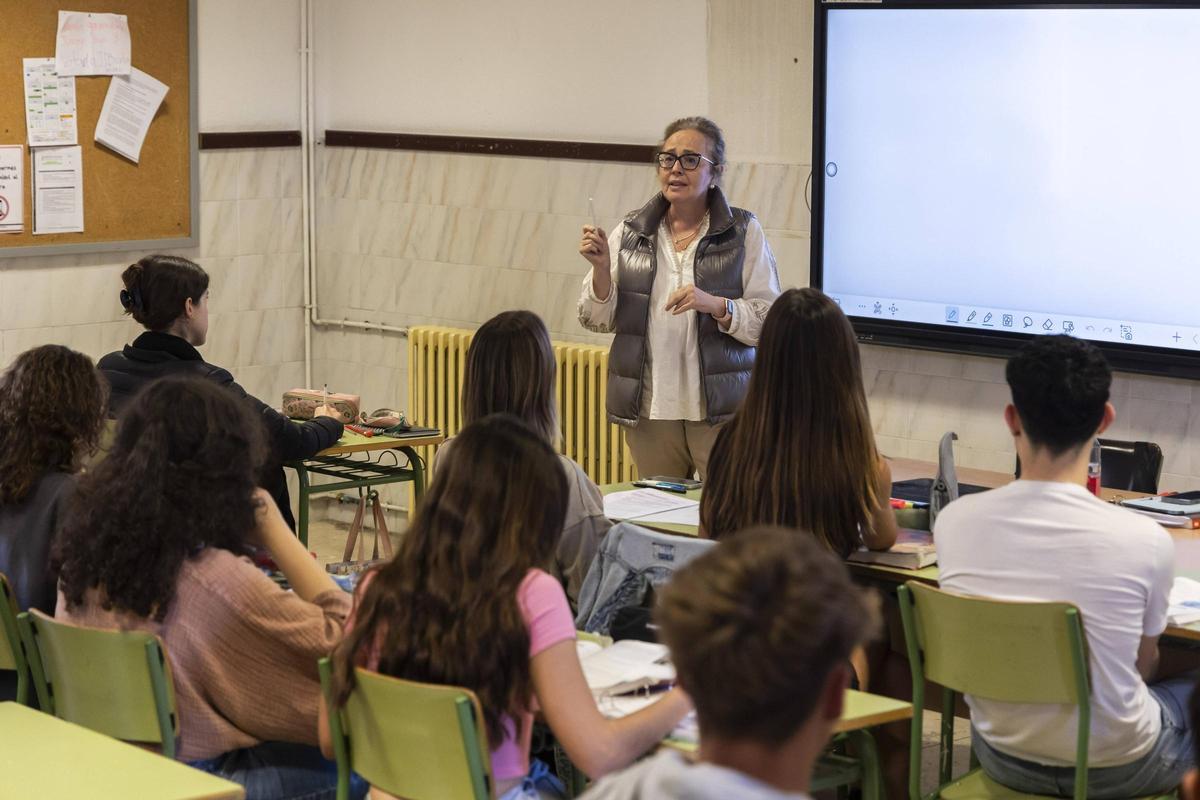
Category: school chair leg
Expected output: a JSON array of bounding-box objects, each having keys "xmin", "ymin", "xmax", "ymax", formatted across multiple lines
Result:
[{"xmin": 851, "ymin": 730, "xmax": 882, "ymax": 800}]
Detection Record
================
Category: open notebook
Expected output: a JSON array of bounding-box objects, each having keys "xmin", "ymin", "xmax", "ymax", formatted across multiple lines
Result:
[
  {"xmin": 578, "ymin": 639, "xmax": 692, "ymax": 743},
  {"xmin": 577, "ymin": 639, "xmax": 675, "ymax": 697}
]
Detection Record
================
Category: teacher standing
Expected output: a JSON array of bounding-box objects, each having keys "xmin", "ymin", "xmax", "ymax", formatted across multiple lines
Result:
[{"xmin": 578, "ymin": 116, "xmax": 781, "ymax": 480}]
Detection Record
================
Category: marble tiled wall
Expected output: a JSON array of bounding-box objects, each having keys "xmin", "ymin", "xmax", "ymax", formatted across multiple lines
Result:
[
  {"xmin": 311, "ymin": 145, "xmax": 812, "ymax": 417},
  {"xmin": 0, "ymin": 148, "xmax": 307, "ymax": 404}
]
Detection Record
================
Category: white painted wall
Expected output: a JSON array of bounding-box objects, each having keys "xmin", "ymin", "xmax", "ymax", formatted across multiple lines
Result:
[
  {"xmin": 313, "ymin": 0, "xmax": 708, "ymax": 142},
  {"xmin": 197, "ymin": 0, "xmax": 302, "ymax": 130}
]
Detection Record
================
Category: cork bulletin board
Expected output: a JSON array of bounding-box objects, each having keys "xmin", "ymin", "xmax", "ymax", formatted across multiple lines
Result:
[{"xmin": 0, "ymin": 0, "xmax": 197, "ymax": 256}]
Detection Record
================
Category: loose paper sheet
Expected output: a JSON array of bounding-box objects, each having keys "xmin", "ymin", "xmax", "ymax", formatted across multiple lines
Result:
[
  {"xmin": 602, "ymin": 489, "xmax": 698, "ymax": 522},
  {"xmin": 94, "ymin": 67, "xmax": 169, "ymax": 163},
  {"xmin": 23, "ymin": 58, "xmax": 77, "ymax": 147},
  {"xmin": 633, "ymin": 504, "xmax": 701, "ymax": 528},
  {"xmin": 55, "ymin": 11, "xmax": 131, "ymax": 76},
  {"xmin": 33, "ymin": 145, "xmax": 84, "ymax": 235},
  {"xmin": 0, "ymin": 146, "xmax": 25, "ymax": 234}
]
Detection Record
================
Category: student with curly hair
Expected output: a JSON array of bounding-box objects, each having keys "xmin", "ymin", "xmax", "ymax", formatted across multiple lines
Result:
[
  {"xmin": 0, "ymin": 345, "xmax": 107, "ymax": 615},
  {"xmin": 54, "ymin": 376, "xmax": 363, "ymax": 800},
  {"xmin": 326, "ymin": 415, "xmax": 689, "ymax": 800},
  {"xmin": 98, "ymin": 254, "xmax": 344, "ymax": 529}
]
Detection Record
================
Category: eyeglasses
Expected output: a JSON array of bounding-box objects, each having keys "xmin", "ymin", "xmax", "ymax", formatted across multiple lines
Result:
[{"xmin": 655, "ymin": 152, "xmax": 716, "ymax": 171}]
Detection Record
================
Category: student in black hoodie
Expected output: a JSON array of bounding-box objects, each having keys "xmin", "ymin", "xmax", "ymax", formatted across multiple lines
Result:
[{"xmin": 99, "ymin": 254, "xmax": 342, "ymax": 529}]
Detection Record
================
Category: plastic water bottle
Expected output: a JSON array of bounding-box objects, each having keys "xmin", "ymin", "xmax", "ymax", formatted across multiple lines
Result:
[{"xmin": 1087, "ymin": 439, "xmax": 1102, "ymax": 496}]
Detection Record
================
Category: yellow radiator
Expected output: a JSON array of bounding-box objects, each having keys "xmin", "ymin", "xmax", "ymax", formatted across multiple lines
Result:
[{"xmin": 406, "ymin": 326, "xmax": 638, "ymax": 488}]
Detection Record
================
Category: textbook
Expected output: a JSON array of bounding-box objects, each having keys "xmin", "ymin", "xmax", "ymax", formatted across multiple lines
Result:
[
  {"xmin": 847, "ymin": 529, "xmax": 937, "ymax": 570},
  {"xmin": 578, "ymin": 639, "xmax": 675, "ymax": 697}
]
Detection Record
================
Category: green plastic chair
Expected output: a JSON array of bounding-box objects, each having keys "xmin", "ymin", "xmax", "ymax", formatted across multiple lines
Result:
[
  {"xmin": 0, "ymin": 573, "xmax": 32, "ymax": 705},
  {"xmin": 898, "ymin": 581, "xmax": 1094, "ymax": 800},
  {"xmin": 318, "ymin": 657, "xmax": 494, "ymax": 800},
  {"xmin": 17, "ymin": 609, "xmax": 178, "ymax": 758}
]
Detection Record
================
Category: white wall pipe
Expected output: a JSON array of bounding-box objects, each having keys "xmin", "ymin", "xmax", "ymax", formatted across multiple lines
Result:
[
  {"xmin": 300, "ymin": 0, "xmax": 406, "ymax": 377},
  {"xmin": 299, "ymin": 0, "xmax": 313, "ymax": 386}
]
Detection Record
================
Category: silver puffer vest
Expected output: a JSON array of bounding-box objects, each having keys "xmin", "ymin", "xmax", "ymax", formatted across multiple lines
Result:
[{"xmin": 607, "ymin": 186, "xmax": 756, "ymax": 426}]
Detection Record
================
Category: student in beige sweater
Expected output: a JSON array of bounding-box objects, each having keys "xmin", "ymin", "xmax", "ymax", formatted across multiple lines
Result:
[{"xmin": 53, "ymin": 377, "xmax": 365, "ymax": 800}]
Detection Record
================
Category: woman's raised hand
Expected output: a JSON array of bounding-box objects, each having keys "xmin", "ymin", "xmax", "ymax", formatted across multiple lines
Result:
[{"xmin": 579, "ymin": 225, "xmax": 610, "ymax": 271}]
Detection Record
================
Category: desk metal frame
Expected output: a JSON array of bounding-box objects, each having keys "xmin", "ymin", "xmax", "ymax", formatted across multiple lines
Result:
[{"xmin": 289, "ymin": 433, "xmax": 442, "ymax": 548}]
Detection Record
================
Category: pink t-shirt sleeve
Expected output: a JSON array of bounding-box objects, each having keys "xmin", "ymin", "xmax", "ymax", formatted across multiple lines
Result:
[{"xmin": 518, "ymin": 569, "xmax": 577, "ymax": 657}]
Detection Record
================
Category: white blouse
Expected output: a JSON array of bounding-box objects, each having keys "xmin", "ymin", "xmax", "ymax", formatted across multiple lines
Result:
[{"xmin": 577, "ymin": 215, "xmax": 781, "ymax": 421}]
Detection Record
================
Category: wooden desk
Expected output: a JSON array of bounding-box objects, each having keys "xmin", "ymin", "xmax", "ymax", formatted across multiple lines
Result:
[
  {"xmin": 0, "ymin": 702, "xmax": 244, "ymax": 799},
  {"xmin": 838, "ymin": 688, "xmax": 915, "ymax": 732},
  {"xmin": 289, "ymin": 431, "xmax": 444, "ymax": 547}
]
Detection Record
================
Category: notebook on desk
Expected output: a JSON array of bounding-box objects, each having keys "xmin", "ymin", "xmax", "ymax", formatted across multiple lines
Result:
[
  {"xmin": 387, "ymin": 426, "xmax": 441, "ymax": 437},
  {"xmin": 848, "ymin": 529, "xmax": 936, "ymax": 570}
]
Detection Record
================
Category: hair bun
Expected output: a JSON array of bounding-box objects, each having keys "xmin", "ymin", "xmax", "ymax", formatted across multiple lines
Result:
[{"xmin": 119, "ymin": 263, "xmax": 146, "ymax": 313}]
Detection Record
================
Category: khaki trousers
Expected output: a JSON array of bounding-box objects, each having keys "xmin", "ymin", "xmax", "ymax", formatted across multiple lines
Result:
[{"xmin": 624, "ymin": 417, "xmax": 724, "ymax": 481}]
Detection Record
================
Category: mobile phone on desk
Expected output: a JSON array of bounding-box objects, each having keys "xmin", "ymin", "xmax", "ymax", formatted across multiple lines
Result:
[
  {"xmin": 633, "ymin": 479, "xmax": 688, "ymax": 494},
  {"xmin": 646, "ymin": 475, "xmax": 702, "ymax": 490}
]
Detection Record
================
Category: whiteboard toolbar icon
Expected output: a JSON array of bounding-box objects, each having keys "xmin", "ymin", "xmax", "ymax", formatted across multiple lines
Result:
[{"xmin": 945, "ymin": 306, "xmax": 960, "ymax": 323}]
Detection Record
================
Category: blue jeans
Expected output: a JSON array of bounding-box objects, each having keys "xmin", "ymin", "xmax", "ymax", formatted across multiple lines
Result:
[
  {"xmin": 497, "ymin": 759, "xmax": 566, "ymax": 800},
  {"xmin": 188, "ymin": 742, "xmax": 367, "ymax": 800},
  {"xmin": 973, "ymin": 678, "xmax": 1196, "ymax": 799}
]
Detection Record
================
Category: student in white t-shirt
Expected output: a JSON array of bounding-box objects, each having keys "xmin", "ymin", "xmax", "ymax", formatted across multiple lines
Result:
[
  {"xmin": 935, "ymin": 335, "xmax": 1193, "ymax": 798},
  {"xmin": 582, "ymin": 527, "xmax": 880, "ymax": 800}
]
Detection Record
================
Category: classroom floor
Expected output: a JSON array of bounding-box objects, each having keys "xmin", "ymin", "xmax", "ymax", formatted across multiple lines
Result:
[
  {"xmin": 920, "ymin": 712, "xmax": 973, "ymax": 793},
  {"xmin": 306, "ymin": 517, "xmax": 403, "ymax": 569}
]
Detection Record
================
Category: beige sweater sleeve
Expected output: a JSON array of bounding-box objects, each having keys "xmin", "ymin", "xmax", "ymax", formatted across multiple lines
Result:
[{"xmin": 178, "ymin": 553, "xmax": 351, "ymax": 750}]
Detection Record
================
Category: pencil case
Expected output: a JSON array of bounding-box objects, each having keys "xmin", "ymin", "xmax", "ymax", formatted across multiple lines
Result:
[{"xmin": 282, "ymin": 389, "xmax": 360, "ymax": 424}]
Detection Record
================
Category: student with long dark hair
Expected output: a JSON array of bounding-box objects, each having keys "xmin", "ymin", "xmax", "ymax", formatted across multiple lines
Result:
[
  {"xmin": 54, "ymin": 377, "xmax": 362, "ymax": 800},
  {"xmin": 699, "ymin": 287, "xmax": 898, "ymax": 556},
  {"xmin": 327, "ymin": 415, "xmax": 689, "ymax": 800},
  {"xmin": 441, "ymin": 310, "xmax": 609, "ymax": 602},
  {"xmin": 98, "ymin": 254, "xmax": 343, "ymax": 529}
]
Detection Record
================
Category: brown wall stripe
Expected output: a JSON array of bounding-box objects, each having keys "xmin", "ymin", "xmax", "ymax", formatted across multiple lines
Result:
[
  {"xmin": 198, "ymin": 131, "xmax": 302, "ymax": 150},
  {"xmin": 323, "ymin": 130, "xmax": 657, "ymax": 164}
]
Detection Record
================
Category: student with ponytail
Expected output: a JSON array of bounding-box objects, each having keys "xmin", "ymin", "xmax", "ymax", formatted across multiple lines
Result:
[
  {"xmin": 99, "ymin": 254, "xmax": 343, "ymax": 529},
  {"xmin": 54, "ymin": 377, "xmax": 364, "ymax": 800}
]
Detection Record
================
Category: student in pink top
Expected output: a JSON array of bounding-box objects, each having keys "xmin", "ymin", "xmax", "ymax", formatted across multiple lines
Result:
[{"xmin": 324, "ymin": 414, "xmax": 691, "ymax": 799}]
